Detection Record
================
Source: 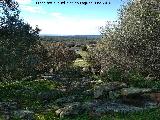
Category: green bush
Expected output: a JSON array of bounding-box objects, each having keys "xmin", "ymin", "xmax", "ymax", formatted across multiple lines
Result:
[
  {"xmin": 104, "ymin": 66, "xmax": 123, "ymax": 82},
  {"xmin": 88, "ymin": 0, "xmax": 160, "ymax": 79},
  {"xmin": 42, "ymin": 42, "xmax": 77, "ymax": 71},
  {"xmin": 81, "ymin": 45, "xmax": 88, "ymax": 51},
  {"xmin": 0, "ymin": 2, "xmax": 48, "ymax": 81}
]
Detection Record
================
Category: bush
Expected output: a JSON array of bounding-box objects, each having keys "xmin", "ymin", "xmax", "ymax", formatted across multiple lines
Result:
[
  {"xmin": 42, "ymin": 42, "xmax": 77, "ymax": 71},
  {"xmin": 0, "ymin": 2, "xmax": 47, "ymax": 81},
  {"xmin": 81, "ymin": 45, "xmax": 88, "ymax": 51},
  {"xmin": 88, "ymin": 0, "xmax": 160, "ymax": 79},
  {"xmin": 76, "ymin": 53, "xmax": 83, "ymax": 59},
  {"xmin": 104, "ymin": 66, "xmax": 123, "ymax": 82}
]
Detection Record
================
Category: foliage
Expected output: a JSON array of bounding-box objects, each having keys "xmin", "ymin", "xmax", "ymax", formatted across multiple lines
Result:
[
  {"xmin": 41, "ymin": 42, "xmax": 77, "ymax": 71},
  {"xmin": 88, "ymin": 0, "xmax": 160, "ymax": 79},
  {"xmin": 81, "ymin": 45, "xmax": 88, "ymax": 51},
  {"xmin": 0, "ymin": 2, "xmax": 49, "ymax": 81},
  {"xmin": 0, "ymin": 79, "xmax": 62, "ymax": 111},
  {"xmin": 127, "ymin": 70, "xmax": 160, "ymax": 90},
  {"xmin": 101, "ymin": 66, "xmax": 124, "ymax": 82},
  {"xmin": 0, "ymin": 0, "xmax": 15, "ymax": 8},
  {"xmin": 76, "ymin": 53, "xmax": 83, "ymax": 59}
]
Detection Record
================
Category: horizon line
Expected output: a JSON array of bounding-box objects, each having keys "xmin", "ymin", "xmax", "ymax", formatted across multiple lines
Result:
[{"xmin": 39, "ymin": 34, "xmax": 101, "ymax": 36}]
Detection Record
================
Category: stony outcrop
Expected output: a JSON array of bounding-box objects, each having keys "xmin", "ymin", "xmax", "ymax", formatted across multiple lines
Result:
[
  {"xmin": 94, "ymin": 82, "xmax": 127, "ymax": 99},
  {"xmin": 121, "ymin": 87, "xmax": 152, "ymax": 96}
]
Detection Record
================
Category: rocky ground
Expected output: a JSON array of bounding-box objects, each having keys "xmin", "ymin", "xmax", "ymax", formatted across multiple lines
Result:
[{"xmin": 0, "ymin": 68, "xmax": 159, "ymax": 120}]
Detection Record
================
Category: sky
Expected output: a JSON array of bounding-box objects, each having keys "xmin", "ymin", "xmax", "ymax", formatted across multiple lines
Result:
[{"xmin": 14, "ymin": 0, "xmax": 125, "ymax": 35}]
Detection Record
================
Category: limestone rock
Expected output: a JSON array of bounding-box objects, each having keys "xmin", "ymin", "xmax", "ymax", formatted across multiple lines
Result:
[
  {"xmin": 94, "ymin": 82, "xmax": 127, "ymax": 99},
  {"xmin": 83, "ymin": 100, "xmax": 143, "ymax": 115},
  {"xmin": 13, "ymin": 110, "xmax": 34, "ymax": 120},
  {"xmin": 94, "ymin": 102, "xmax": 143, "ymax": 114},
  {"xmin": 121, "ymin": 87, "xmax": 152, "ymax": 96}
]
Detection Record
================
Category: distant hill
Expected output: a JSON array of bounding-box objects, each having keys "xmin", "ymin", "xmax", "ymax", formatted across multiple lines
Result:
[
  {"xmin": 68, "ymin": 35, "xmax": 101, "ymax": 39},
  {"xmin": 40, "ymin": 35, "xmax": 101, "ymax": 43},
  {"xmin": 40, "ymin": 34, "xmax": 101, "ymax": 39}
]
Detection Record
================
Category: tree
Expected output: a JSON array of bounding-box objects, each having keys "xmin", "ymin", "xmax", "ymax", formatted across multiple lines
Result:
[
  {"xmin": 88, "ymin": 0, "xmax": 160, "ymax": 78},
  {"xmin": 1, "ymin": 0, "xmax": 14, "ymax": 8},
  {"xmin": 0, "ymin": 2, "xmax": 47, "ymax": 81}
]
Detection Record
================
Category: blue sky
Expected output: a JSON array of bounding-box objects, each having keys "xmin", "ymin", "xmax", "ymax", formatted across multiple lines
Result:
[{"xmin": 15, "ymin": 0, "xmax": 125, "ymax": 35}]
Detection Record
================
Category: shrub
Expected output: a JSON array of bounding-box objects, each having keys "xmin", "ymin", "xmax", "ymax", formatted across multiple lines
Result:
[
  {"xmin": 81, "ymin": 45, "xmax": 88, "ymax": 51},
  {"xmin": 88, "ymin": 0, "xmax": 160, "ymax": 79},
  {"xmin": 0, "ymin": 2, "xmax": 47, "ymax": 81},
  {"xmin": 76, "ymin": 53, "xmax": 83, "ymax": 59},
  {"xmin": 42, "ymin": 42, "xmax": 77, "ymax": 71},
  {"xmin": 105, "ymin": 66, "xmax": 123, "ymax": 82}
]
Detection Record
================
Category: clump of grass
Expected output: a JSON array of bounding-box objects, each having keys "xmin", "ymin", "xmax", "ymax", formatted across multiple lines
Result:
[
  {"xmin": 127, "ymin": 71, "xmax": 160, "ymax": 90},
  {"xmin": 0, "ymin": 79, "xmax": 60, "ymax": 111}
]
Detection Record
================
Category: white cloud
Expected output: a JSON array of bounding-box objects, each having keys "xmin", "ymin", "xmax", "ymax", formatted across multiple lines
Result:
[
  {"xmin": 51, "ymin": 12, "xmax": 61, "ymax": 17},
  {"xmin": 15, "ymin": 0, "xmax": 47, "ymax": 14},
  {"xmin": 50, "ymin": 12, "xmax": 64, "ymax": 19},
  {"xmin": 15, "ymin": 0, "xmax": 32, "ymax": 4},
  {"xmin": 21, "ymin": 12, "xmax": 110, "ymax": 35},
  {"xmin": 27, "ymin": 15, "xmax": 106, "ymax": 35},
  {"xmin": 20, "ymin": 5, "xmax": 46, "ymax": 14}
]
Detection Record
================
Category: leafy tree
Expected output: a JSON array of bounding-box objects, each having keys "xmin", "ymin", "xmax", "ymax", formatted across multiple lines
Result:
[
  {"xmin": 0, "ymin": 0, "xmax": 15, "ymax": 9},
  {"xmin": 0, "ymin": 2, "xmax": 47, "ymax": 81},
  {"xmin": 88, "ymin": 0, "xmax": 160, "ymax": 79}
]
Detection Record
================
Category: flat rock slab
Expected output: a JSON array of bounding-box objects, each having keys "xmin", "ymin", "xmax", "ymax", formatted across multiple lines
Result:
[
  {"xmin": 55, "ymin": 99, "xmax": 158, "ymax": 118},
  {"xmin": 94, "ymin": 102, "xmax": 143, "ymax": 114},
  {"xmin": 85, "ymin": 100, "xmax": 158, "ymax": 114},
  {"xmin": 104, "ymin": 82, "xmax": 127, "ymax": 91},
  {"xmin": 121, "ymin": 87, "xmax": 152, "ymax": 96},
  {"xmin": 94, "ymin": 82, "xmax": 127, "ymax": 99}
]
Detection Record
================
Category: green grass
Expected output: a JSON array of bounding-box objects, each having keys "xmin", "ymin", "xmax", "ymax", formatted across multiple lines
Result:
[
  {"xmin": 74, "ymin": 58, "xmax": 90, "ymax": 67},
  {"xmin": 127, "ymin": 72, "xmax": 160, "ymax": 90},
  {"xmin": 0, "ymin": 79, "xmax": 62, "ymax": 111},
  {"xmin": 0, "ymin": 78, "xmax": 160, "ymax": 120},
  {"xmin": 101, "ymin": 108, "xmax": 160, "ymax": 120},
  {"xmin": 1, "ymin": 67, "xmax": 160, "ymax": 120},
  {"xmin": 34, "ymin": 108, "xmax": 160, "ymax": 120},
  {"xmin": 74, "ymin": 50, "xmax": 90, "ymax": 67},
  {"xmin": 77, "ymin": 50, "xmax": 88, "ymax": 59}
]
